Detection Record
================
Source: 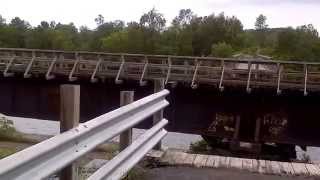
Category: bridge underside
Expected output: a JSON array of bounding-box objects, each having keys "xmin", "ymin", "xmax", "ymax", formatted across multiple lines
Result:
[{"xmin": 1, "ymin": 77, "xmax": 320, "ymax": 147}]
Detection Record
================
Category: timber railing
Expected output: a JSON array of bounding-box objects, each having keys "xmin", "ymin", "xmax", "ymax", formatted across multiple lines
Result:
[
  {"xmin": 0, "ymin": 89, "xmax": 169, "ymax": 180},
  {"xmin": 1, "ymin": 48, "xmax": 320, "ymax": 94}
]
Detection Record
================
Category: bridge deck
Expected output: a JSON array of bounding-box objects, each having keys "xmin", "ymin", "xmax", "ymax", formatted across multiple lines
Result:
[{"xmin": 1, "ymin": 48, "xmax": 320, "ymax": 94}]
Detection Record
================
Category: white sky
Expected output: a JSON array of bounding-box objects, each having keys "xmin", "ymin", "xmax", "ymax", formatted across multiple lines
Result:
[{"xmin": 0, "ymin": 0, "xmax": 319, "ymax": 30}]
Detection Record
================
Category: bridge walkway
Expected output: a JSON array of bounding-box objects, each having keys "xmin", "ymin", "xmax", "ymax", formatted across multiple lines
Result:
[{"xmin": 159, "ymin": 149, "xmax": 320, "ymax": 177}]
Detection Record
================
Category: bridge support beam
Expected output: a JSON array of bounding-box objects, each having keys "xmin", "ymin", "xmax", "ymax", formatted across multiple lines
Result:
[
  {"xmin": 153, "ymin": 79, "xmax": 165, "ymax": 150},
  {"xmin": 59, "ymin": 84, "xmax": 80, "ymax": 180},
  {"xmin": 120, "ymin": 91, "xmax": 134, "ymax": 151}
]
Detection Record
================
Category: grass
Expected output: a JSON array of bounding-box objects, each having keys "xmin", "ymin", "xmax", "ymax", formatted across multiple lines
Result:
[
  {"xmin": 189, "ymin": 139, "xmax": 209, "ymax": 154},
  {"xmin": 0, "ymin": 116, "xmax": 26, "ymax": 142},
  {"xmin": 103, "ymin": 143, "xmax": 119, "ymax": 160},
  {"xmin": 0, "ymin": 147, "xmax": 17, "ymax": 159},
  {"xmin": 125, "ymin": 166, "xmax": 147, "ymax": 180}
]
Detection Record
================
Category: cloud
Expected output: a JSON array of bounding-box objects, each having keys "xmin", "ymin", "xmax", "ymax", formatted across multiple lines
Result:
[{"xmin": 207, "ymin": 0, "xmax": 320, "ymax": 7}]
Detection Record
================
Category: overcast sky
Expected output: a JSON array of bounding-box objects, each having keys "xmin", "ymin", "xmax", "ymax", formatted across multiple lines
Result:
[{"xmin": 0, "ymin": 0, "xmax": 319, "ymax": 30}]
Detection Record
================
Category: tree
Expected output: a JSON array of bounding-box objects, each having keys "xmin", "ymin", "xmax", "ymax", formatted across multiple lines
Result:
[
  {"xmin": 78, "ymin": 26, "xmax": 93, "ymax": 50},
  {"xmin": 139, "ymin": 8, "xmax": 166, "ymax": 54},
  {"xmin": 274, "ymin": 25, "xmax": 320, "ymax": 61},
  {"xmin": 255, "ymin": 14, "xmax": 268, "ymax": 30},
  {"xmin": 0, "ymin": 15, "xmax": 5, "ymax": 26},
  {"xmin": 172, "ymin": 9, "xmax": 194, "ymax": 28},
  {"xmin": 95, "ymin": 14, "xmax": 104, "ymax": 26},
  {"xmin": 255, "ymin": 14, "xmax": 268, "ymax": 47},
  {"xmin": 211, "ymin": 42, "xmax": 234, "ymax": 57},
  {"xmin": 140, "ymin": 8, "xmax": 166, "ymax": 32},
  {"xmin": 102, "ymin": 30, "xmax": 129, "ymax": 52},
  {"xmin": 191, "ymin": 13, "xmax": 243, "ymax": 56}
]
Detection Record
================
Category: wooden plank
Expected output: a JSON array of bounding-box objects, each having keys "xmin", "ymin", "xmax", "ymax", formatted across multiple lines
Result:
[
  {"xmin": 193, "ymin": 154, "xmax": 208, "ymax": 168},
  {"xmin": 242, "ymin": 158, "xmax": 253, "ymax": 171},
  {"xmin": 291, "ymin": 162, "xmax": 309, "ymax": 176},
  {"xmin": 265, "ymin": 160, "xmax": 273, "ymax": 174},
  {"xmin": 147, "ymin": 150, "xmax": 164, "ymax": 159},
  {"xmin": 119, "ymin": 91, "xmax": 134, "ymax": 151},
  {"xmin": 305, "ymin": 164, "xmax": 320, "ymax": 176},
  {"xmin": 270, "ymin": 161, "xmax": 281, "ymax": 175},
  {"xmin": 161, "ymin": 151, "xmax": 181, "ymax": 165},
  {"xmin": 252, "ymin": 159, "xmax": 259, "ymax": 173},
  {"xmin": 205, "ymin": 155, "xmax": 220, "ymax": 168},
  {"xmin": 60, "ymin": 85, "xmax": 80, "ymax": 180},
  {"xmin": 257, "ymin": 160, "xmax": 267, "ymax": 174},
  {"xmin": 218, "ymin": 156, "xmax": 230, "ymax": 168},
  {"xmin": 183, "ymin": 154, "xmax": 197, "ymax": 166},
  {"xmin": 229, "ymin": 157, "xmax": 243, "ymax": 170},
  {"xmin": 278, "ymin": 162, "xmax": 295, "ymax": 175},
  {"xmin": 173, "ymin": 152, "xmax": 188, "ymax": 164}
]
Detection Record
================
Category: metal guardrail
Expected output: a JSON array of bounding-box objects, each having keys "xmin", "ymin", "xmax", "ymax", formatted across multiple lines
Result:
[{"xmin": 0, "ymin": 89, "xmax": 170, "ymax": 180}]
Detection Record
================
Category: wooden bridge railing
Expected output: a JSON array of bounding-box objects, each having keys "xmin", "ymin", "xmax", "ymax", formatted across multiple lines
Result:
[{"xmin": 1, "ymin": 48, "xmax": 320, "ymax": 94}]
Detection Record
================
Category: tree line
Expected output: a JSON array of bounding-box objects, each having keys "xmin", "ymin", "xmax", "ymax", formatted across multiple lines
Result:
[{"xmin": 0, "ymin": 9, "xmax": 319, "ymax": 61}]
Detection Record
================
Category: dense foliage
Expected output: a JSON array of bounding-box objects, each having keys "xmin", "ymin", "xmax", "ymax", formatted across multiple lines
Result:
[{"xmin": 0, "ymin": 9, "xmax": 319, "ymax": 61}]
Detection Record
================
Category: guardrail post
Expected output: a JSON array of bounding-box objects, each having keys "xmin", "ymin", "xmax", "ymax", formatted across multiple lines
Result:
[
  {"xmin": 120, "ymin": 91, "xmax": 134, "ymax": 151},
  {"xmin": 60, "ymin": 84, "xmax": 80, "ymax": 180},
  {"xmin": 153, "ymin": 78, "xmax": 165, "ymax": 150}
]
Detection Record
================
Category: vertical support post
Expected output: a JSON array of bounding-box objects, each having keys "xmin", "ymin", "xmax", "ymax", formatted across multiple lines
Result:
[
  {"xmin": 24, "ymin": 51, "xmax": 36, "ymax": 78},
  {"xmin": 46, "ymin": 56, "xmax": 57, "ymax": 80},
  {"xmin": 119, "ymin": 91, "xmax": 134, "ymax": 151},
  {"xmin": 233, "ymin": 115, "xmax": 241, "ymax": 140},
  {"xmin": 153, "ymin": 78, "xmax": 165, "ymax": 150},
  {"xmin": 60, "ymin": 85, "xmax": 80, "ymax": 180},
  {"xmin": 254, "ymin": 117, "xmax": 261, "ymax": 142},
  {"xmin": 219, "ymin": 60, "xmax": 225, "ymax": 91},
  {"xmin": 139, "ymin": 56, "xmax": 148, "ymax": 86},
  {"xmin": 191, "ymin": 59, "xmax": 200, "ymax": 89},
  {"xmin": 91, "ymin": 55, "xmax": 102, "ymax": 83},
  {"xmin": 68, "ymin": 53, "xmax": 80, "ymax": 82},
  {"xmin": 115, "ymin": 55, "xmax": 125, "ymax": 84},
  {"xmin": 246, "ymin": 61, "xmax": 253, "ymax": 93},
  {"xmin": 165, "ymin": 57, "xmax": 172, "ymax": 85},
  {"xmin": 230, "ymin": 115, "xmax": 240, "ymax": 151},
  {"xmin": 304, "ymin": 64, "xmax": 308, "ymax": 96},
  {"xmin": 277, "ymin": 63, "xmax": 282, "ymax": 95}
]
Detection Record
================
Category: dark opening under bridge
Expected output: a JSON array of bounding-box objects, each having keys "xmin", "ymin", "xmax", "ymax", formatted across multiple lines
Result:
[{"xmin": 1, "ymin": 48, "xmax": 320, "ymax": 150}]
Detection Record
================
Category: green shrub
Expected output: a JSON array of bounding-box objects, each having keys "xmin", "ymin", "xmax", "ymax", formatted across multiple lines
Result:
[
  {"xmin": 211, "ymin": 42, "xmax": 234, "ymax": 58},
  {"xmin": 0, "ymin": 147, "xmax": 16, "ymax": 159},
  {"xmin": 0, "ymin": 116, "xmax": 23, "ymax": 141},
  {"xmin": 189, "ymin": 139, "xmax": 208, "ymax": 153}
]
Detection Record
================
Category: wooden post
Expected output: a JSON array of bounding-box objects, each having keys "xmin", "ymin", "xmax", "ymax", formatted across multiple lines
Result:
[
  {"xmin": 254, "ymin": 117, "xmax": 261, "ymax": 142},
  {"xmin": 230, "ymin": 115, "xmax": 241, "ymax": 151},
  {"xmin": 233, "ymin": 115, "xmax": 241, "ymax": 140},
  {"xmin": 153, "ymin": 79, "xmax": 165, "ymax": 150},
  {"xmin": 120, "ymin": 91, "xmax": 134, "ymax": 151},
  {"xmin": 60, "ymin": 85, "xmax": 80, "ymax": 180}
]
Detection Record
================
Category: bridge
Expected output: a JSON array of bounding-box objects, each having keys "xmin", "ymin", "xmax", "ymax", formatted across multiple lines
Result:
[{"xmin": 1, "ymin": 48, "xmax": 320, "ymax": 152}]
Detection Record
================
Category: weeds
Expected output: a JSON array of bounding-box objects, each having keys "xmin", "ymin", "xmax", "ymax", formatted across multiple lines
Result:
[
  {"xmin": 0, "ymin": 116, "xmax": 25, "ymax": 142},
  {"xmin": 0, "ymin": 147, "xmax": 17, "ymax": 159},
  {"xmin": 189, "ymin": 139, "xmax": 208, "ymax": 154}
]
